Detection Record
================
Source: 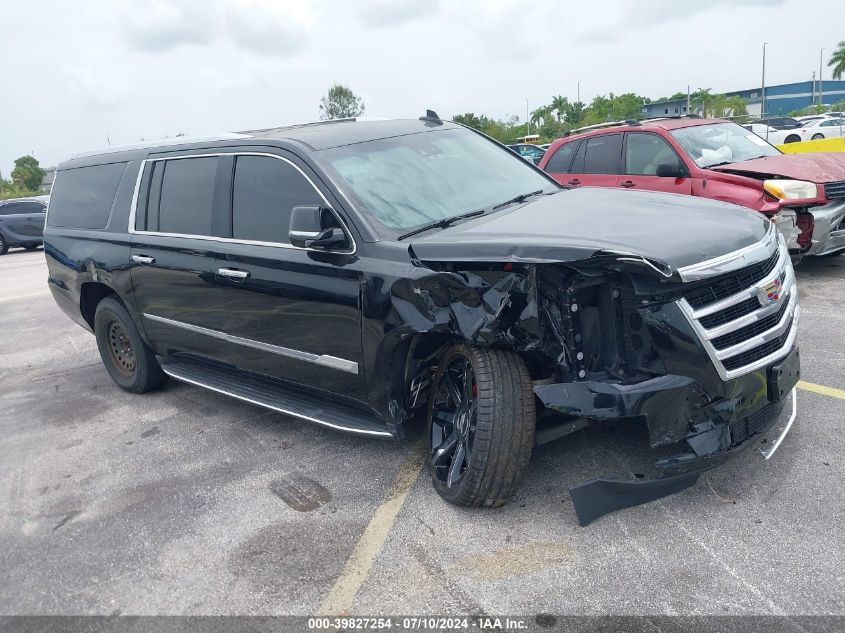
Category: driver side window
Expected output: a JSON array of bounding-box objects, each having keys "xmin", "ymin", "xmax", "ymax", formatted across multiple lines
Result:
[{"xmin": 625, "ymin": 133, "xmax": 681, "ymax": 176}]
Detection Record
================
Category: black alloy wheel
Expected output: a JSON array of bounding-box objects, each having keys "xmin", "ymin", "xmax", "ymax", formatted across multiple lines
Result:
[{"xmin": 430, "ymin": 355, "xmax": 478, "ymax": 489}]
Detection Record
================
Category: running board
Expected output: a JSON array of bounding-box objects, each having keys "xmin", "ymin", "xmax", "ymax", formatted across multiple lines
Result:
[{"xmin": 160, "ymin": 358, "xmax": 393, "ymax": 438}]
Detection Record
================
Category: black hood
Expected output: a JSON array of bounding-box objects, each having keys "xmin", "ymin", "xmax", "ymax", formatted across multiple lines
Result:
[{"xmin": 410, "ymin": 187, "xmax": 770, "ymax": 275}]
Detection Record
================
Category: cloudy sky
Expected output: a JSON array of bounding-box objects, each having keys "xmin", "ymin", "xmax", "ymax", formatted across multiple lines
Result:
[{"xmin": 0, "ymin": 0, "xmax": 841, "ymax": 176}]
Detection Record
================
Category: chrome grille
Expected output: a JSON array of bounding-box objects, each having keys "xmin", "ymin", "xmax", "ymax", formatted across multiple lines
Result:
[
  {"xmin": 825, "ymin": 181, "xmax": 845, "ymax": 200},
  {"xmin": 677, "ymin": 234, "xmax": 800, "ymax": 381}
]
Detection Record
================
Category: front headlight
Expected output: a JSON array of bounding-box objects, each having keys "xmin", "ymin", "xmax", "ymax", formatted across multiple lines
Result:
[{"xmin": 763, "ymin": 179, "xmax": 818, "ymax": 200}]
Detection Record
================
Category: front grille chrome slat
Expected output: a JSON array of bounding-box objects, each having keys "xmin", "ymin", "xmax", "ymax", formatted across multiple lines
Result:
[
  {"xmin": 677, "ymin": 239, "xmax": 799, "ymax": 381},
  {"xmin": 701, "ymin": 265, "xmax": 794, "ymax": 340}
]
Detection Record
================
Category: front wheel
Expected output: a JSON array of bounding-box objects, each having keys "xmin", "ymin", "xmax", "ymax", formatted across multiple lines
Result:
[
  {"xmin": 94, "ymin": 296, "xmax": 166, "ymax": 393},
  {"xmin": 811, "ymin": 133, "xmax": 825, "ymax": 140},
  {"xmin": 0, "ymin": 233, "xmax": 8, "ymax": 256},
  {"xmin": 427, "ymin": 345, "xmax": 535, "ymax": 508},
  {"xmin": 784, "ymin": 135, "xmax": 800, "ymax": 143}
]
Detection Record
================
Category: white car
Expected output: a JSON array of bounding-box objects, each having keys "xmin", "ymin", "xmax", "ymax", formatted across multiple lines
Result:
[
  {"xmin": 799, "ymin": 117, "xmax": 845, "ymax": 140},
  {"xmin": 744, "ymin": 123, "xmax": 807, "ymax": 144}
]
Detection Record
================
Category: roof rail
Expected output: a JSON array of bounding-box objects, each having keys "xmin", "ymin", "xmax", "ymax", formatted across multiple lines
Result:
[{"xmin": 567, "ymin": 119, "xmax": 641, "ymax": 135}]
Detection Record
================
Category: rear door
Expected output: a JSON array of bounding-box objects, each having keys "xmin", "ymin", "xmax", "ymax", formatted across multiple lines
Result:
[
  {"xmin": 129, "ymin": 153, "xmax": 229, "ymax": 360},
  {"xmin": 208, "ymin": 151, "xmax": 364, "ymax": 398},
  {"xmin": 619, "ymin": 132, "xmax": 693, "ymax": 194},
  {"xmin": 566, "ymin": 133, "xmax": 623, "ymax": 188}
]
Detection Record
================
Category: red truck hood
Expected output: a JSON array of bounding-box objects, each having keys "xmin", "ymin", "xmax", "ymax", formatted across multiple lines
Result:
[{"xmin": 710, "ymin": 152, "xmax": 845, "ymax": 183}]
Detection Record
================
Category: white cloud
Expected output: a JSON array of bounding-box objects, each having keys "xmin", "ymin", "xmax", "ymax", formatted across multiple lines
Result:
[{"xmin": 124, "ymin": 0, "xmax": 217, "ymax": 51}]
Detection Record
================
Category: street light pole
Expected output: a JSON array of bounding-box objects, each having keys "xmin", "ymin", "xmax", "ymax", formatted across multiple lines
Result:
[
  {"xmin": 526, "ymin": 97, "xmax": 530, "ymax": 136},
  {"xmin": 819, "ymin": 48, "xmax": 825, "ymax": 107},
  {"xmin": 761, "ymin": 42, "xmax": 767, "ymax": 119},
  {"xmin": 577, "ymin": 80, "xmax": 581, "ymax": 104}
]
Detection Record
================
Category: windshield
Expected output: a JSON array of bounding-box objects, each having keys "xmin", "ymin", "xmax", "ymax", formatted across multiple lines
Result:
[
  {"xmin": 670, "ymin": 122, "xmax": 781, "ymax": 168},
  {"xmin": 317, "ymin": 127, "xmax": 557, "ymax": 234}
]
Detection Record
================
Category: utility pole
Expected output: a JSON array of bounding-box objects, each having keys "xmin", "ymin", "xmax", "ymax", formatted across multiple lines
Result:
[
  {"xmin": 526, "ymin": 97, "xmax": 530, "ymax": 136},
  {"xmin": 577, "ymin": 80, "xmax": 581, "ymax": 104},
  {"xmin": 819, "ymin": 48, "xmax": 825, "ymax": 107},
  {"xmin": 811, "ymin": 71, "xmax": 816, "ymax": 105},
  {"xmin": 761, "ymin": 42, "xmax": 767, "ymax": 119},
  {"xmin": 687, "ymin": 85, "xmax": 691, "ymax": 114}
]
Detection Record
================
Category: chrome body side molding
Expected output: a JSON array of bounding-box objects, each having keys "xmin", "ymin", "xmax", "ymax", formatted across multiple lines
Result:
[{"xmin": 144, "ymin": 313, "xmax": 359, "ymax": 375}]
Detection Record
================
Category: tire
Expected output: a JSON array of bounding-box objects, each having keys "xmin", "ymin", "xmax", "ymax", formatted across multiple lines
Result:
[
  {"xmin": 94, "ymin": 296, "xmax": 166, "ymax": 393},
  {"xmin": 0, "ymin": 233, "xmax": 8, "ymax": 256},
  {"xmin": 24, "ymin": 244, "xmax": 40, "ymax": 251},
  {"xmin": 427, "ymin": 344, "xmax": 535, "ymax": 508},
  {"xmin": 812, "ymin": 133, "xmax": 824, "ymax": 140},
  {"xmin": 784, "ymin": 135, "xmax": 800, "ymax": 143}
]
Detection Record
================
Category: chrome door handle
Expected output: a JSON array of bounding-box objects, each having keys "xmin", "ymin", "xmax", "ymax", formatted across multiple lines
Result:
[
  {"xmin": 131, "ymin": 255, "xmax": 155, "ymax": 265},
  {"xmin": 218, "ymin": 268, "xmax": 250, "ymax": 280}
]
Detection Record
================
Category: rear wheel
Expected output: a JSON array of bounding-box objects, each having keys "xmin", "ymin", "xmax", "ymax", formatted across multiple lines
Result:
[
  {"xmin": 0, "ymin": 234, "xmax": 8, "ymax": 256},
  {"xmin": 94, "ymin": 297, "xmax": 166, "ymax": 393},
  {"xmin": 427, "ymin": 344, "xmax": 535, "ymax": 508},
  {"xmin": 812, "ymin": 133, "xmax": 825, "ymax": 140}
]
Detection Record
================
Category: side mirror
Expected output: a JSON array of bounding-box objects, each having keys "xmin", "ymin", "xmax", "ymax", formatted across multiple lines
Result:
[
  {"xmin": 289, "ymin": 205, "xmax": 348, "ymax": 249},
  {"xmin": 655, "ymin": 162, "xmax": 687, "ymax": 178}
]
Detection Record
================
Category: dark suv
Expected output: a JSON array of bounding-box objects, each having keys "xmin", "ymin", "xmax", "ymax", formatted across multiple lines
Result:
[
  {"xmin": 0, "ymin": 195, "xmax": 48, "ymax": 255},
  {"xmin": 44, "ymin": 115, "xmax": 800, "ymax": 525}
]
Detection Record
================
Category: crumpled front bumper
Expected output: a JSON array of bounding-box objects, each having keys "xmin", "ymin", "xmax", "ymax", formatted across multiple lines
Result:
[
  {"xmin": 533, "ymin": 347, "xmax": 800, "ymax": 525},
  {"xmin": 807, "ymin": 199, "xmax": 845, "ymax": 256}
]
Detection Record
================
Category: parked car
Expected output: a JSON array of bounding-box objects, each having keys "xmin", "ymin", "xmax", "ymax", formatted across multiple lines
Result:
[
  {"xmin": 799, "ymin": 117, "xmax": 845, "ymax": 140},
  {"xmin": 744, "ymin": 123, "xmax": 807, "ymax": 145},
  {"xmin": 45, "ymin": 115, "xmax": 800, "ymax": 525},
  {"xmin": 507, "ymin": 143, "xmax": 546, "ymax": 164},
  {"xmin": 0, "ymin": 195, "xmax": 48, "ymax": 255},
  {"xmin": 750, "ymin": 116, "xmax": 803, "ymax": 130},
  {"xmin": 540, "ymin": 118, "xmax": 845, "ymax": 257}
]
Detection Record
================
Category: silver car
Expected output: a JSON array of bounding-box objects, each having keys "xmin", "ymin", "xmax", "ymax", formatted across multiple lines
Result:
[{"xmin": 0, "ymin": 195, "xmax": 48, "ymax": 255}]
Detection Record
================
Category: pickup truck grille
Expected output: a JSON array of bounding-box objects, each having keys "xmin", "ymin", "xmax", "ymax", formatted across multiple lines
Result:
[
  {"xmin": 825, "ymin": 181, "xmax": 845, "ymax": 200},
  {"xmin": 677, "ymin": 238, "xmax": 799, "ymax": 381}
]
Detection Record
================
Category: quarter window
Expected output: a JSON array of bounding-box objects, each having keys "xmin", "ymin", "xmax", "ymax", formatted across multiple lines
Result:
[
  {"xmin": 625, "ymin": 133, "xmax": 681, "ymax": 175},
  {"xmin": 578, "ymin": 134, "xmax": 622, "ymax": 174},
  {"xmin": 232, "ymin": 156, "xmax": 322, "ymax": 243},
  {"xmin": 47, "ymin": 162, "xmax": 127, "ymax": 229},
  {"xmin": 544, "ymin": 142, "xmax": 578, "ymax": 173},
  {"xmin": 157, "ymin": 157, "xmax": 218, "ymax": 236}
]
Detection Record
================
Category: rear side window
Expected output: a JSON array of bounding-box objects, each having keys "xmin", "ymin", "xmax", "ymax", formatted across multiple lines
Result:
[
  {"xmin": 232, "ymin": 156, "xmax": 322, "ymax": 243},
  {"xmin": 582, "ymin": 134, "xmax": 622, "ymax": 174},
  {"xmin": 47, "ymin": 162, "xmax": 127, "ymax": 229},
  {"xmin": 156, "ymin": 157, "xmax": 218, "ymax": 236},
  {"xmin": 544, "ymin": 142, "xmax": 578, "ymax": 173}
]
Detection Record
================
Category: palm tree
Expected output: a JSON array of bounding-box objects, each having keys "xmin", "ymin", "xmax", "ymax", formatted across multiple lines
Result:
[
  {"xmin": 551, "ymin": 95, "xmax": 569, "ymax": 122},
  {"xmin": 829, "ymin": 41, "xmax": 845, "ymax": 80}
]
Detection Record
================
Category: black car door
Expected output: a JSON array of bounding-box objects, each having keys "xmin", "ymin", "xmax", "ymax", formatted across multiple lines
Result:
[
  {"xmin": 129, "ymin": 153, "xmax": 230, "ymax": 360},
  {"xmin": 207, "ymin": 151, "xmax": 364, "ymax": 399}
]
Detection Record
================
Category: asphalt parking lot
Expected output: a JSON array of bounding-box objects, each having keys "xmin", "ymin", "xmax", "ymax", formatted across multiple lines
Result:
[{"xmin": 1, "ymin": 247, "xmax": 844, "ymax": 617}]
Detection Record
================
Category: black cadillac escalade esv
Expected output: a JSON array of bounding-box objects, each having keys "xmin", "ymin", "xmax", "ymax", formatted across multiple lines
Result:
[{"xmin": 44, "ymin": 114, "xmax": 801, "ymax": 524}]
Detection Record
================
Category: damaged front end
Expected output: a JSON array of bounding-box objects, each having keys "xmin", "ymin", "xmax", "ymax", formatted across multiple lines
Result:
[{"xmin": 395, "ymin": 223, "xmax": 800, "ymax": 525}]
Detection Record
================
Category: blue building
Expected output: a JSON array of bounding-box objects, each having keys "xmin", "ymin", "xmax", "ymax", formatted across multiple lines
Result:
[{"xmin": 642, "ymin": 80, "xmax": 845, "ymax": 119}]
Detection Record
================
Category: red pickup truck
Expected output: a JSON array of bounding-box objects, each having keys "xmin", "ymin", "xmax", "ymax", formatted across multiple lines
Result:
[{"xmin": 538, "ymin": 117, "xmax": 845, "ymax": 257}]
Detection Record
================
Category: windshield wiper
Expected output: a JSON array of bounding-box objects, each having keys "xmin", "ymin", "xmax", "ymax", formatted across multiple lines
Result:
[
  {"xmin": 397, "ymin": 208, "xmax": 486, "ymax": 241},
  {"xmin": 491, "ymin": 189, "xmax": 545, "ymax": 211},
  {"xmin": 396, "ymin": 190, "xmax": 546, "ymax": 241}
]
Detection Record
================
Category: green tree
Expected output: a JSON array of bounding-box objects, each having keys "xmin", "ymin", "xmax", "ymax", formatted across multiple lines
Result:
[
  {"xmin": 11, "ymin": 156, "xmax": 45, "ymax": 191},
  {"xmin": 828, "ymin": 41, "xmax": 845, "ymax": 80},
  {"xmin": 319, "ymin": 84, "xmax": 365, "ymax": 120},
  {"xmin": 551, "ymin": 95, "xmax": 569, "ymax": 122}
]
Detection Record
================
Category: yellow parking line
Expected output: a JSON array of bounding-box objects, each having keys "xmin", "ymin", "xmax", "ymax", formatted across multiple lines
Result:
[
  {"xmin": 798, "ymin": 380, "xmax": 845, "ymax": 400},
  {"xmin": 318, "ymin": 445, "xmax": 425, "ymax": 615}
]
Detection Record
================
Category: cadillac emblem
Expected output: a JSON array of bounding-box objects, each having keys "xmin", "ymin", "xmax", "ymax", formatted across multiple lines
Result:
[{"xmin": 757, "ymin": 278, "xmax": 783, "ymax": 307}]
